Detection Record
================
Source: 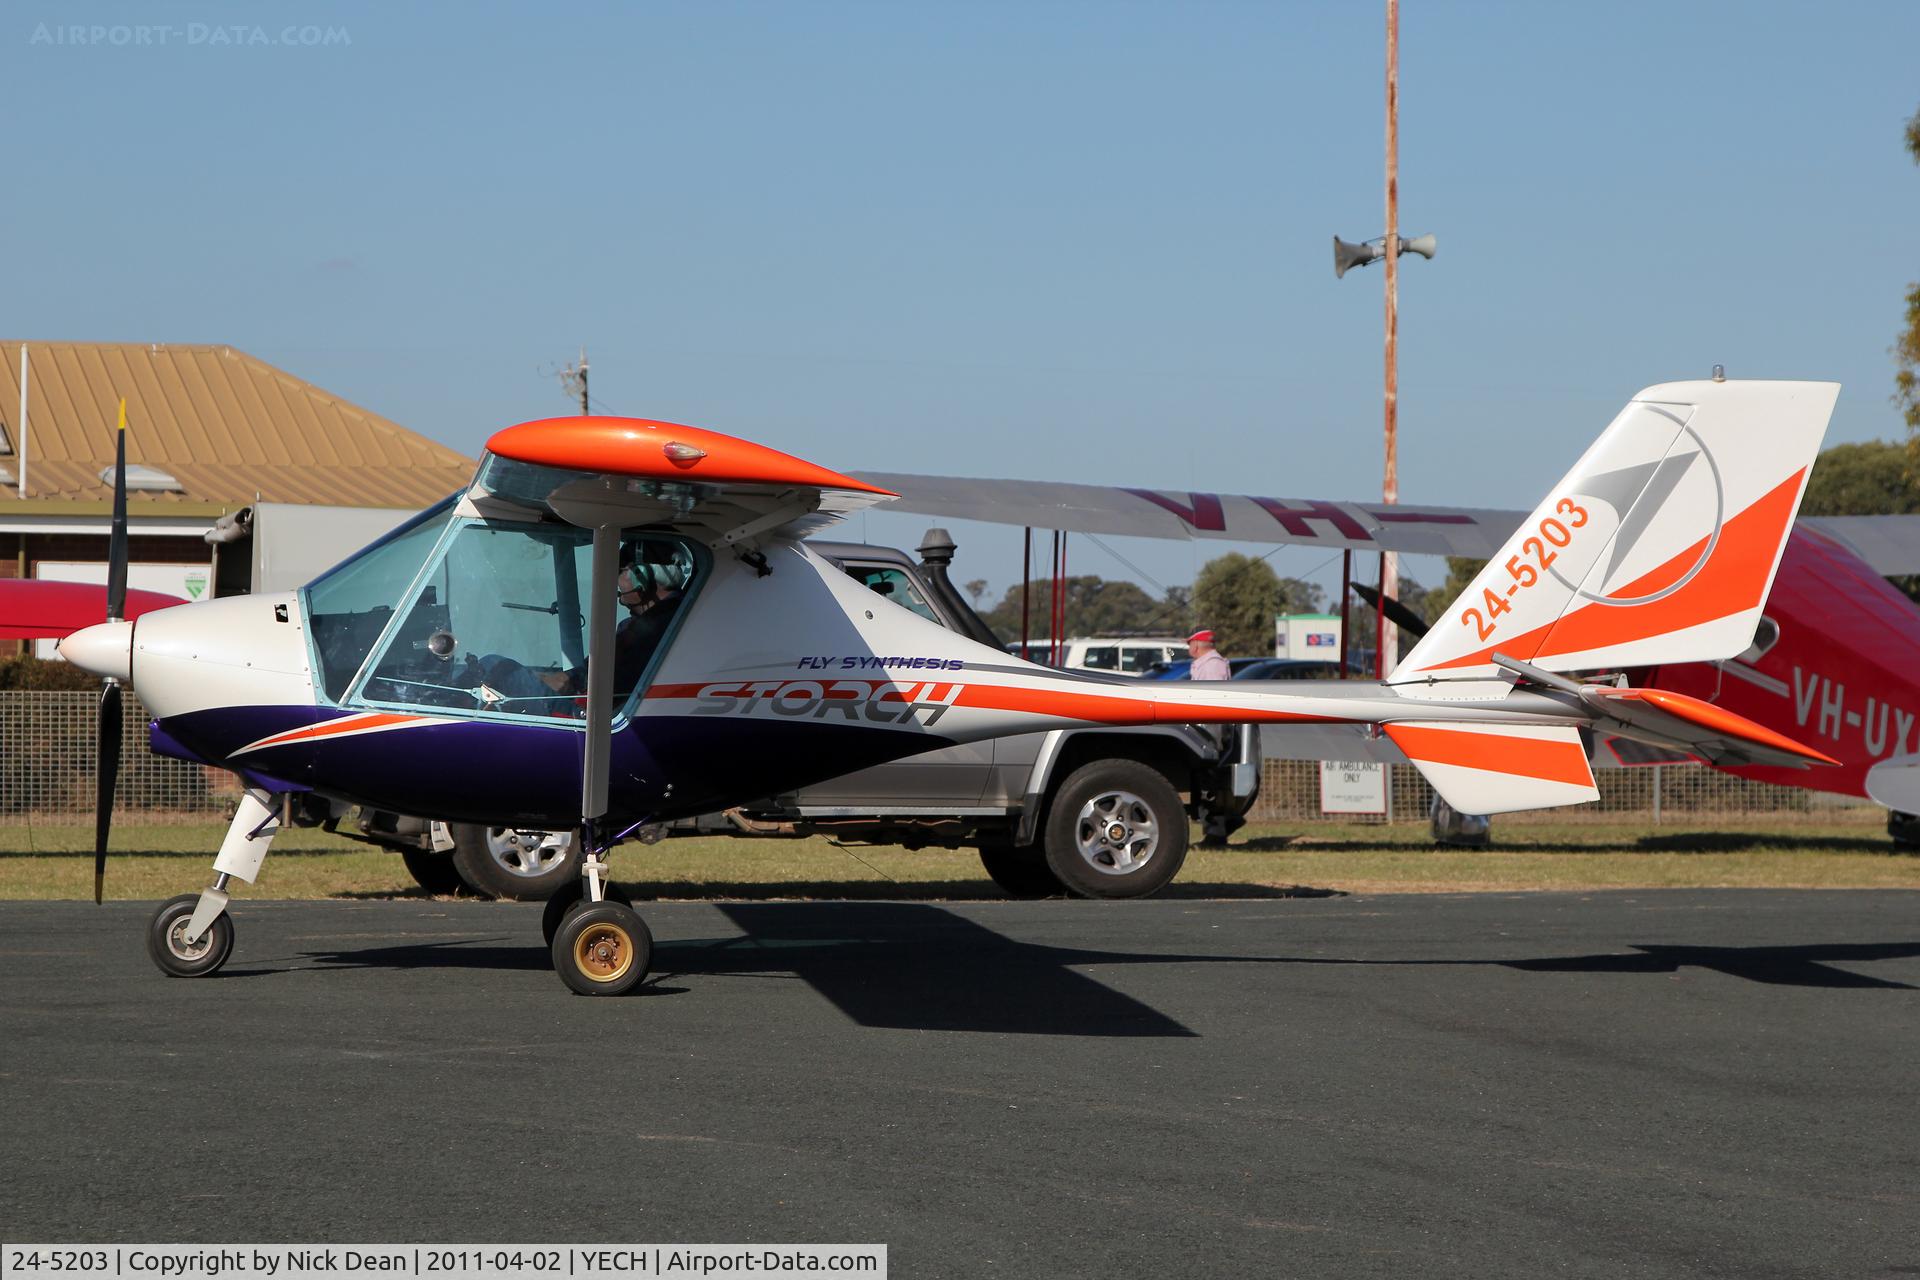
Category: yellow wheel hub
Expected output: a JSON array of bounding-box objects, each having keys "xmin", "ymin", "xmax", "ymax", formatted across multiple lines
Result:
[{"xmin": 572, "ymin": 922, "xmax": 635, "ymax": 983}]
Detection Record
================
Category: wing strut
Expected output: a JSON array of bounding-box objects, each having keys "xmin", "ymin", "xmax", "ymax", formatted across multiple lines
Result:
[{"xmin": 578, "ymin": 524, "xmax": 619, "ymax": 897}]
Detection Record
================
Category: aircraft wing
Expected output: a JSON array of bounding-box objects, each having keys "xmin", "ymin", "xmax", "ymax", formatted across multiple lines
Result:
[
  {"xmin": 1797, "ymin": 515, "xmax": 1920, "ymax": 576},
  {"xmin": 0, "ymin": 580, "xmax": 188, "ymax": 640},
  {"xmin": 850, "ymin": 472, "xmax": 1518, "ymax": 559},
  {"xmin": 856, "ymin": 472, "xmax": 1920, "ymax": 584}
]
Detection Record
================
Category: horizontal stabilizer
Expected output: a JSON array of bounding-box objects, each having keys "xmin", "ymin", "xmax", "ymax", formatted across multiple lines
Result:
[
  {"xmin": 1582, "ymin": 686, "xmax": 1839, "ymax": 769},
  {"xmin": 1384, "ymin": 721, "xmax": 1599, "ymax": 815},
  {"xmin": 1866, "ymin": 755, "xmax": 1920, "ymax": 812}
]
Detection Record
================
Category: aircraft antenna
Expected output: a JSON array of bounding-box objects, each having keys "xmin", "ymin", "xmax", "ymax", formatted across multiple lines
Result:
[{"xmin": 558, "ymin": 347, "xmax": 589, "ymax": 415}]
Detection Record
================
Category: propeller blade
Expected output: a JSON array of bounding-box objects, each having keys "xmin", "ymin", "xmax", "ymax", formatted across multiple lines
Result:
[
  {"xmin": 94, "ymin": 682, "xmax": 123, "ymax": 904},
  {"xmin": 95, "ymin": 397, "xmax": 131, "ymax": 904},
  {"xmin": 1352, "ymin": 582, "xmax": 1432, "ymax": 641},
  {"xmin": 106, "ymin": 398, "xmax": 129, "ymax": 623}
]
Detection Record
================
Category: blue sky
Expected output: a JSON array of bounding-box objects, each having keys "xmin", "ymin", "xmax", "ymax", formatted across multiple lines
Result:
[{"xmin": 10, "ymin": 1, "xmax": 1919, "ymax": 609}]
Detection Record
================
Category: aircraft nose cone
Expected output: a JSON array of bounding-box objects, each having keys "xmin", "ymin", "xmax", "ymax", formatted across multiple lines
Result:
[{"xmin": 58, "ymin": 620, "xmax": 134, "ymax": 683}]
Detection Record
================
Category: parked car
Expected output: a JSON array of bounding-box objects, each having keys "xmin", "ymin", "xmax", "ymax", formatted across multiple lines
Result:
[
  {"xmin": 1140, "ymin": 656, "xmax": 1268, "ymax": 681},
  {"xmin": 1232, "ymin": 658, "xmax": 1348, "ymax": 681}
]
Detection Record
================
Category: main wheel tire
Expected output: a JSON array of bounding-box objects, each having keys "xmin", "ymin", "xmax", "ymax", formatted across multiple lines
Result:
[
  {"xmin": 400, "ymin": 846, "xmax": 471, "ymax": 896},
  {"xmin": 552, "ymin": 901, "xmax": 653, "ymax": 997},
  {"xmin": 146, "ymin": 893, "xmax": 235, "ymax": 978},
  {"xmin": 450, "ymin": 825, "xmax": 580, "ymax": 900},
  {"xmin": 541, "ymin": 880, "xmax": 635, "ymax": 949},
  {"xmin": 1042, "ymin": 760, "xmax": 1189, "ymax": 900},
  {"xmin": 978, "ymin": 844, "xmax": 1066, "ymax": 898}
]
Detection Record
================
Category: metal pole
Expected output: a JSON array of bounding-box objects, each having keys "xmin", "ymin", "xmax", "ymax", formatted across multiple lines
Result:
[
  {"xmin": 1020, "ymin": 526, "xmax": 1032, "ymax": 659},
  {"xmin": 1375, "ymin": 553, "xmax": 1388, "ymax": 678},
  {"xmin": 1379, "ymin": 0, "xmax": 1400, "ymax": 676},
  {"xmin": 1339, "ymin": 549, "xmax": 1352, "ymax": 678},
  {"xmin": 1050, "ymin": 530, "xmax": 1063, "ymax": 665},
  {"xmin": 1052, "ymin": 529, "xmax": 1067, "ymax": 656},
  {"xmin": 578, "ymin": 348, "xmax": 590, "ymax": 415},
  {"xmin": 1652, "ymin": 764, "xmax": 1663, "ymax": 826},
  {"xmin": 16, "ymin": 344, "xmax": 26, "ymax": 499}
]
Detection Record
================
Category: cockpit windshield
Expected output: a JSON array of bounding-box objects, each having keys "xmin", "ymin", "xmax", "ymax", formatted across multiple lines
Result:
[
  {"xmin": 309, "ymin": 512, "xmax": 701, "ymax": 725},
  {"xmin": 303, "ymin": 494, "xmax": 460, "ymax": 703}
]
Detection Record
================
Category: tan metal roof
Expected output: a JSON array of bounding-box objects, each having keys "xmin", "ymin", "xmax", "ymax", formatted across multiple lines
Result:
[{"xmin": 0, "ymin": 341, "xmax": 474, "ymax": 510}]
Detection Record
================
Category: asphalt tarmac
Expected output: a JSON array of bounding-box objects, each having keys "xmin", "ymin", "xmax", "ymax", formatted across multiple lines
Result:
[{"xmin": 2, "ymin": 892, "xmax": 1917, "ymax": 1279}]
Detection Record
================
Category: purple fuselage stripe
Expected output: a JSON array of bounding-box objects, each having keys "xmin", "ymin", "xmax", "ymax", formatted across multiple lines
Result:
[{"xmin": 151, "ymin": 706, "xmax": 952, "ymax": 826}]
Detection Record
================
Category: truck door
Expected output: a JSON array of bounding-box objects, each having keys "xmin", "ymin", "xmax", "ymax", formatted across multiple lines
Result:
[{"xmin": 786, "ymin": 560, "xmax": 993, "ymax": 807}]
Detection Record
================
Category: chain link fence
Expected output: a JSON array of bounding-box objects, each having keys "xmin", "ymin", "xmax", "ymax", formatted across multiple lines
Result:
[
  {"xmin": 0, "ymin": 691, "xmax": 1883, "ymax": 828},
  {"xmin": 2, "ymin": 691, "xmax": 240, "ymax": 823},
  {"xmin": 1246, "ymin": 758, "xmax": 1877, "ymax": 825}
]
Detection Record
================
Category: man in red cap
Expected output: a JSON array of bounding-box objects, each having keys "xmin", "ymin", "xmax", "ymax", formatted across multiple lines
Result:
[{"xmin": 1187, "ymin": 629, "xmax": 1231, "ymax": 680}]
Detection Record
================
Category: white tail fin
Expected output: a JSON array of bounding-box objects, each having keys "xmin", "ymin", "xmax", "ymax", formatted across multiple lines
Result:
[{"xmin": 1391, "ymin": 379, "xmax": 1838, "ymax": 683}]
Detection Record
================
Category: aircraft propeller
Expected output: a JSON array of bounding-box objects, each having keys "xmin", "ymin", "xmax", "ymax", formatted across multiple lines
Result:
[
  {"xmin": 93, "ymin": 399, "xmax": 131, "ymax": 904},
  {"xmin": 1352, "ymin": 581, "xmax": 1432, "ymax": 642}
]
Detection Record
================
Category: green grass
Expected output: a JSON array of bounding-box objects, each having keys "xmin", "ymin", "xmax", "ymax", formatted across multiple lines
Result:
[{"xmin": 0, "ymin": 811, "xmax": 1914, "ymax": 900}]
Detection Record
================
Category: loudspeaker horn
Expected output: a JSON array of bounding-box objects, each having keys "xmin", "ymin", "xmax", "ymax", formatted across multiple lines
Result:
[
  {"xmin": 1332, "ymin": 236, "xmax": 1382, "ymax": 279},
  {"xmin": 1398, "ymin": 232, "xmax": 1437, "ymax": 260}
]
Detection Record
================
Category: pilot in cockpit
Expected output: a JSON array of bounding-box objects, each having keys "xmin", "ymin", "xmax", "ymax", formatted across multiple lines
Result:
[
  {"xmin": 562, "ymin": 542, "xmax": 690, "ymax": 705},
  {"xmin": 612, "ymin": 545, "xmax": 689, "ymax": 696}
]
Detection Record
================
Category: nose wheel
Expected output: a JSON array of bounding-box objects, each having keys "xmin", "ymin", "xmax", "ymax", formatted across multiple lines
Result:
[
  {"xmin": 146, "ymin": 893, "xmax": 234, "ymax": 978},
  {"xmin": 551, "ymin": 900, "xmax": 652, "ymax": 996}
]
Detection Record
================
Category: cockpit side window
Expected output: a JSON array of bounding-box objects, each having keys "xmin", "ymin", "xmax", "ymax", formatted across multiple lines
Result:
[{"xmin": 345, "ymin": 520, "xmax": 701, "ymax": 725}]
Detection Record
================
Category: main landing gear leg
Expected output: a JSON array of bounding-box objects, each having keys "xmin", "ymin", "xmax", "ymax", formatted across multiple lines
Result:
[
  {"xmin": 146, "ymin": 788, "xmax": 278, "ymax": 978},
  {"xmin": 548, "ymin": 824, "xmax": 652, "ymax": 997}
]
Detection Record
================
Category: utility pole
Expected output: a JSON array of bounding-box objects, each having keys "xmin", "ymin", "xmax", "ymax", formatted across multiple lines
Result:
[
  {"xmin": 1332, "ymin": 0, "xmax": 1433, "ymax": 678},
  {"xmin": 559, "ymin": 347, "xmax": 590, "ymax": 415},
  {"xmin": 1380, "ymin": 0, "xmax": 1399, "ymax": 677}
]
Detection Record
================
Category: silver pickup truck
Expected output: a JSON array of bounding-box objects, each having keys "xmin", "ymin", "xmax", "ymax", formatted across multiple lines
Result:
[{"xmin": 337, "ymin": 530, "xmax": 1260, "ymax": 900}]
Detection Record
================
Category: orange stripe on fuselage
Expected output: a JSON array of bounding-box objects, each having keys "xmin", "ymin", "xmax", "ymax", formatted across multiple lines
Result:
[
  {"xmin": 1421, "ymin": 468, "xmax": 1806, "ymax": 673},
  {"xmin": 1385, "ymin": 724, "xmax": 1593, "ymax": 787},
  {"xmin": 643, "ymin": 679, "xmax": 1342, "ymax": 726},
  {"xmin": 242, "ymin": 712, "xmax": 426, "ymax": 752}
]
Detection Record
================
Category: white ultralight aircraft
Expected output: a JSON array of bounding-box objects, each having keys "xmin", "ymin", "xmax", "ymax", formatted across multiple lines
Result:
[{"xmin": 57, "ymin": 379, "xmax": 1840, "ymax": 995}]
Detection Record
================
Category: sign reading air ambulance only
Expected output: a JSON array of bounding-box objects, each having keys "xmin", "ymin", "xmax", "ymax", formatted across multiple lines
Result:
[{"xmin": 1320, "ymin": 760, "xmax": 1387, "ymax": 815}]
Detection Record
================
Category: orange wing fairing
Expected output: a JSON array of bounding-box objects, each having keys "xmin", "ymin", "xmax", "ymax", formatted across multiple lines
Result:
[{"xmin": 485, "ymin": 416, "xmax": 896, "ymax": 496}]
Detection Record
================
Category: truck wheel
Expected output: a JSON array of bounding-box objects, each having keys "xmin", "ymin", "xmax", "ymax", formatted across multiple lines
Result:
[
  {"xmin": 977, "ymin": 844, "xmax": 1066, "ymax": 898},
  {"xmin": 1042, "ymin": 761, "xmax": 1188, "ymax": 899},
  {"xmin": 400, "ymin": 847, "xmax": 470, "ymax": 896},
  {"xmin": 450, "ymin": 825, "xmax": 580, "ymax": 901}
]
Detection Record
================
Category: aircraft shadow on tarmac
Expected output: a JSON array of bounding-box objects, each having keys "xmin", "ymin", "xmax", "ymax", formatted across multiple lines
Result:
[
  {"xmin": 1232, "ymin": 833, "xmax": 1901, "ymax": 856},
  {"xmin": 326, "ymin": 880, "xmax": 1331, "ymax": 902},
  {"xmin": 290, "ymin": 903, "xmax": 1919, "ymax": 1030},
  {"xmin": 298, "ymin": 902, "xmax": 1291, "ymax": 1036}
]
